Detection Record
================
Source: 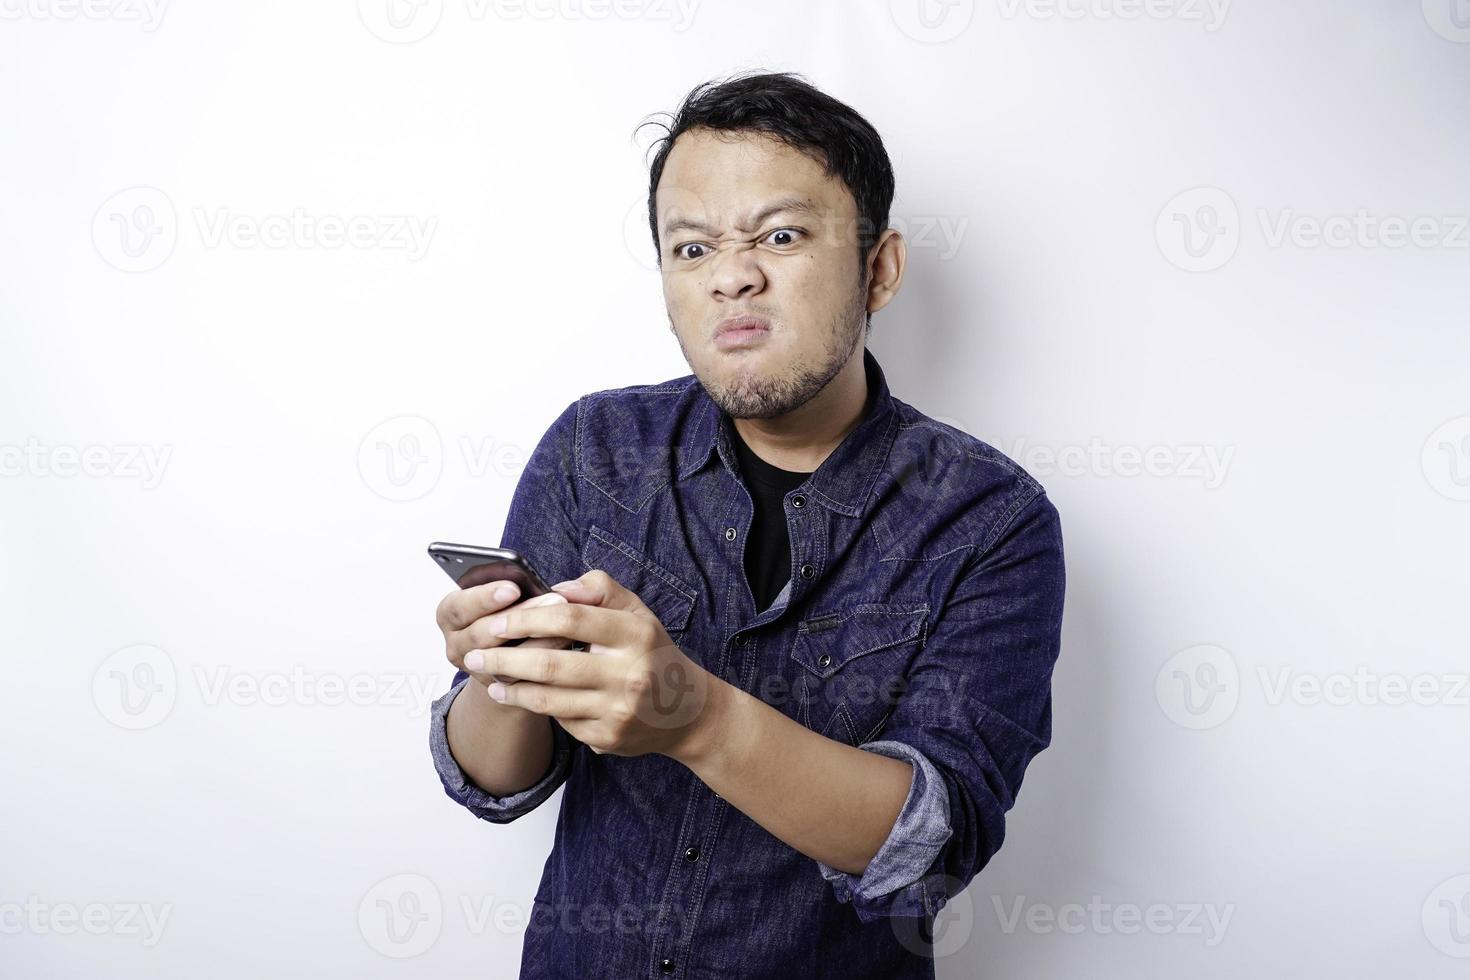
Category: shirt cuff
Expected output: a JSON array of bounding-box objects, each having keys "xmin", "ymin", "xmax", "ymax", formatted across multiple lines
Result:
[
  {"xmin": 428, "ymin": 672, "xmax": 574, "ymax": 823},
  {"xmin": 815, "ymin": 739, "xmax": 953, "ymax": 921}
]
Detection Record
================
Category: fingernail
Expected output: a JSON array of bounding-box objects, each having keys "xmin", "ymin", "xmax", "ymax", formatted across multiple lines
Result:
[
  {"xmin": 493, "ymin": 583, "xmax": 518, "ymax": 603},
  {"xmin": 488, "ymin": 682, "xmax": 507, "ymax": 702},
  {"xmin": 550, "ymin": 580, "xmax": 581, "ymax": 592},
  {"xmin": 488, "ymin": 615, "xmax": 507, "ymax": 636},
  {"xmin": 464, "ymin": 651, "xmax": 484, "ymax": 671},
  {"xmin": 529, "ymin": 592, "xmax": 567, "ymax": 606}
]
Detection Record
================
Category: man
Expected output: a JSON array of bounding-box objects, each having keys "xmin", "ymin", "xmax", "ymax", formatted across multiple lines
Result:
[{"xmin": 429, "ymin": 71, "xmax": 1066, "ymax": 978}]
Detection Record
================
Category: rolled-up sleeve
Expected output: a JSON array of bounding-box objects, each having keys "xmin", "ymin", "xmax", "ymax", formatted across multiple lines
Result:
[
  {"xmin": 429, "ymin": 668, "xmax": 578, "ymax": 823},
  {"xmin": 428, "ymin": 397, "xmax": 589, "ymax": 823},
  {"xmin": 815, "ymin": 739, "xmax": 953, "ymax": 918},
  {"xmin": 819, "ymin": 489, "xmax": 1066, "ymax": 922}
]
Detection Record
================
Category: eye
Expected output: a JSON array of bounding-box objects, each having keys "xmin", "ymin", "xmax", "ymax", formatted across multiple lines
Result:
[
  {"xmin": 674, "ymin": 242, "xmax": 709, "ymax": 262},
  {"xmin": 764, "ymin": 228, "xmax": 803, "ymax": 247}
]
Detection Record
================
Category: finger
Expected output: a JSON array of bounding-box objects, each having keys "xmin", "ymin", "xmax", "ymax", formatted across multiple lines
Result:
[
  {"xmin": 554, "ymin": 717, "xmax": 607, "ymax": 754},
  {"xmin": 487, "ymin": 680, "xmax": 603, "ymax": 719},
  {"xmin": 455, "ymin": 590, "xmax": 570, "ymax": 658},
  {"xmin": 460, "ymin": 631, "xmax": 582, "ymax": 685},
  {"xmin": 489, "ymin": 600, "xmax": 634, "ymax": 651},
  {"xmin": 550, "ymin": 569, "xmax": 652, "ymax": 617},
  {"xmin": 438, "ymin": 579, "xmax": 523, "ymax": 633},
  {"xmin": 481, "ymin": 646, "xmax": 607, "ymax": 689}
]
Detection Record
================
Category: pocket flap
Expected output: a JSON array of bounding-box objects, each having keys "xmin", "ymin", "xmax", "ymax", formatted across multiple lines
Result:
[
  {"xmin": 582, "ymin": 524, "xmax": 697, "ymax": 636},
  {"xmin": 789, "ymin": 602, "xmax": 928, "ymax": 680}
]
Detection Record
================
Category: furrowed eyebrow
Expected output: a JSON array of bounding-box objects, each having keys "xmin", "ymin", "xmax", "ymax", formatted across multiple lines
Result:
[{"xmin": 662, "ymin": 196, "xmax": 820, "ymax": 239}]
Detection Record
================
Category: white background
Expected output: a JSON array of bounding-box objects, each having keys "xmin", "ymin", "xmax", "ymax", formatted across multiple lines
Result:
[{"xmin": 3, "ymin": 1, "xmax": 1468, "ymax": 976}]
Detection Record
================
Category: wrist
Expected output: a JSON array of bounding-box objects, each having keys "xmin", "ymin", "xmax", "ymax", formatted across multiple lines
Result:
[{"xmin": 666, "ymin": 668, "xmax": 736, "ymax": 770}]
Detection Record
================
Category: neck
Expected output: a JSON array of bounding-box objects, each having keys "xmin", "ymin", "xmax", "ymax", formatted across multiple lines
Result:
[{"xmin": 731, "ymin": 347, "xmax": 869, "ymax": 473}]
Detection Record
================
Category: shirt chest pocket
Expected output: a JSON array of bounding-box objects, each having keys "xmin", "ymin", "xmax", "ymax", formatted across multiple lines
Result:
[
  {"xmin": 788, "ymin": 602, "xmax": 929, "ymax": 746},
  {"xmin": 581, "ymin": 524, "xmax": 698, "ymax": 642}
]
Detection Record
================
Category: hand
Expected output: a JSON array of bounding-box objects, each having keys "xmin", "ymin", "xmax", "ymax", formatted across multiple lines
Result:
[
  {"xmin": 436, "ymin": 581, "xmax": 579, "ymax": 690},
  {"xmin": 474, "ymin": 569, "xmax": 722, "ymax": 759}
]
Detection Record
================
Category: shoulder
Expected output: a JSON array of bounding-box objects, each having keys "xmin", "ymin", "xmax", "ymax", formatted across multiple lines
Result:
[
  {"xmin": 885, "ymin": 397, "xmax": 1058, "ymax": 557},
  {"xmin": 565, "ymin": 372, "xmax": 703, "ymax": 511},
  {"xmin": 575, "ymin": 373, "xmax": 699, "ymax": 434}
]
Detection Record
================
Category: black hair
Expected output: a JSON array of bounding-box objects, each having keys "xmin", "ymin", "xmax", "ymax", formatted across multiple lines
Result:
[{"xmin": 636, "ymin": 70, "xmax": 895, "ymax": 334}]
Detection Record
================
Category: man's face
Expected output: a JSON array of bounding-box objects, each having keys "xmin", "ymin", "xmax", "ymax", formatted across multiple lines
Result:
[{"xmin": 655, "ymin": 127, "xmax": 869, "ymax": 420}]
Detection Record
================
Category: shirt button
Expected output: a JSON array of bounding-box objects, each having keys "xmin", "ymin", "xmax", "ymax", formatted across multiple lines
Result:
[
  {"xmin": 724, "ymin": 526, "xmax": 736, "ymax": 541},
  {"xmin": 817, "ymin": 653, "xmax": 832, "ymax": 669},
  {"xmin": 684, "ymin": 846, "xmax": 700, "ymax": 862},
  {"xmin": 791, "ymin": 494, "xmax": 806, "ymax": 508},
  {"xmin": 659, "ymin": 957, "xmax": 675, "ymax": 974},
  {"xmin": 800, "ymin": 563, "xmax": 816, "ymax": 579}
]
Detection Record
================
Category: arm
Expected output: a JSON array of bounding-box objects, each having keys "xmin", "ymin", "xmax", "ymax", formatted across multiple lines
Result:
[
  {"xmin": 669, "ymin": 680, "xmax": 914, "ymax": 875},
  {"xmin": 678, "ymin": 491, "xmax": 1066, "ymax": 918},
  {"xmin": 428, "ymin": 398, "xmax": 589, "ymax": 820},
  {"xmin": 445, "ymin": 664, "xmax": 556, "ymax": 797}
]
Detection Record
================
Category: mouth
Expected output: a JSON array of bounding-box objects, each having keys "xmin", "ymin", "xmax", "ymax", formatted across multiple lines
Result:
[{"xmin": 713, "ymin": 315, "xmax": 772, "ymax": 351}]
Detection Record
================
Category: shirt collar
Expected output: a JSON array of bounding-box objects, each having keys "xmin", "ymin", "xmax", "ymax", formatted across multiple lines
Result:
[{"xmin": 676, "ymin": 346, "xmax": 900, "ymax": 519}]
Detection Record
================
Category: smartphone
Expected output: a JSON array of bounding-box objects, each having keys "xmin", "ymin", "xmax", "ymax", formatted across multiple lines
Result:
[
  {"xmin": 428, "ymin": 541, "xmax": 552, "ymax": 599},
  {"xmin": 428, "ymin": 542, "xmax": 583, "ymax": 653}
]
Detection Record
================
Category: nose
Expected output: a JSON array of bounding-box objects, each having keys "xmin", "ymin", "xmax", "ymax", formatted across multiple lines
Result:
[{"xmin": 708, "ymin": 243, "xmax": 765, "ymax": 301}]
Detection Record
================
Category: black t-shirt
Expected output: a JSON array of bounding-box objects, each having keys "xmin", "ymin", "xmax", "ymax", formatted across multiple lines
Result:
[{"xmin": 728, "ymin": 425, "xmax": 812, "ymax": 614}]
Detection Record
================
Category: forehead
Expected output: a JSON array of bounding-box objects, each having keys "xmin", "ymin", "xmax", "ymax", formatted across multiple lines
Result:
[{"xmin": 655, "ymin": 128, "xmax": 854, "ymax": 228}]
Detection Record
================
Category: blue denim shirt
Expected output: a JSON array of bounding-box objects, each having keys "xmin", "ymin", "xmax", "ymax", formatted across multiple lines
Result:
[{"xmin": 429, "ymin": 347, "xmax": 1066, "ymax": 979}]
